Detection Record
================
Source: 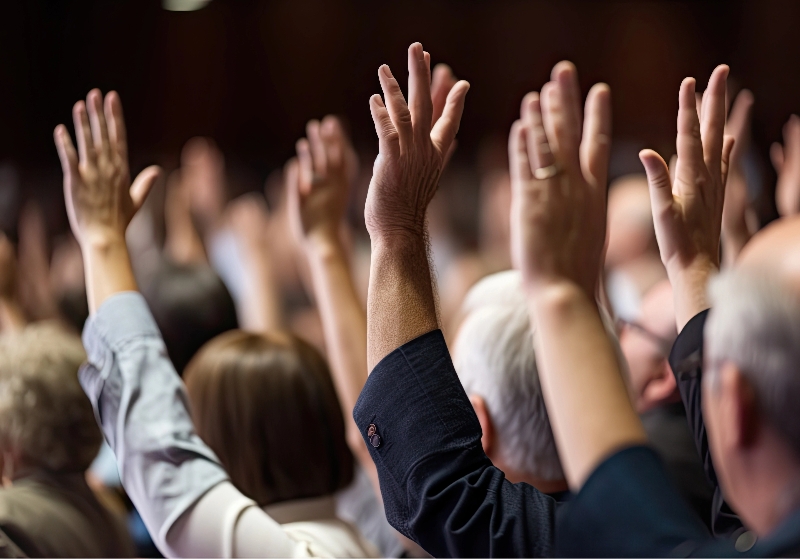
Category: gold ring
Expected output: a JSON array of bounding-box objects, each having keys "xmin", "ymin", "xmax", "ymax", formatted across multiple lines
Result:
[{"xmin": 533, "ymin": 164, "xmax": 560, "ymax": 180}]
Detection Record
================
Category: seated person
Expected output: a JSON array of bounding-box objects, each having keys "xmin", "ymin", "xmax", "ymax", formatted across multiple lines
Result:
[
  {"xmin": 619, "ymin": 279, "xmax": 713, "ymax": 527},
  {"xmin": 349, "ymin": 45, "xmax": 800, "ymax": 557},
  {"xmin": 453, "ymin": 270, "xmax": 568, "ymax": 497},
  {"xmin": 142, "ymin": 260, "xmax": 239, "ymax": 374},
  {"xmin": 182, "ymin": 330, "xmax": 378, "ymax": 556},
  {"xmin": 0, "ymin": 323, "xmax": 134, "ymax": 557},
  {"xmin": 54, "ymin": 88, "xmax": 379, "ymax": 557}
]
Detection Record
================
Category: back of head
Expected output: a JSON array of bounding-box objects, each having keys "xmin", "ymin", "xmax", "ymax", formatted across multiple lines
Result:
[
  {"xmin": 453, "ymin": 270, "xmax": 564, "ymax": 481},
  {"xmin": 143, "ymin": 260, "xmax": 239, "ymax": 374},
  {"xmin": 183, "ymin": 330, "xmax": 354, "ymax": 506},
  {"xmin": 707, "ymin": 270, "xmax": 800, "ymax": 456},
  {"xmin": 0, "ymin": 323, "xmax": 102, "ymax": 474}
]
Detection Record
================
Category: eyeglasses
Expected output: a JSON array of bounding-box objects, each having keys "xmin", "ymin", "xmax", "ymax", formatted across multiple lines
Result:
[{"xmin": 617, "ymin": 318, "xmax": 676, "ymax": 358}]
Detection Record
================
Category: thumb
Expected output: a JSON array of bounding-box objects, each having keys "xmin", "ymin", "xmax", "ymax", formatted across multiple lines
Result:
[
  {"xmin": 130, "ymin": 165, "xmax": 162, "ymax": 213},
  {"xmin": 639, "ymin": 150, "xmax": 673, "ymax": 214}
]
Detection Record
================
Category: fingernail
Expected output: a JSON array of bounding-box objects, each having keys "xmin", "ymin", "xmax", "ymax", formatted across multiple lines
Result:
[{"xmin": 380, "ymin": 65, "xmax": 393, "ymax": 79}]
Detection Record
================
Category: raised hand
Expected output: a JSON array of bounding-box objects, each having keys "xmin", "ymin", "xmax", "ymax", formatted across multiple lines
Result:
[
  {"xmin": 54, "ymin": 90, "xmax": 161, "ymax": 313},
  {"xmin": 509, "ymin": 62, "xmax": 612, "ymax": 298},
  {"xmin": 772, "ymin": 114, "xmax": 800, "ymax": 217},
  {"xmin": 365, "ymin": 43, "xmax": 469, "ymax": 240},
  {"xmin": 54, "ymin": 90, "xmax": 161, "ymax": 248},
  {"xmin": 288, "ymin": 116, "xmax": 357, "ymax": 247},
  {"xmin": 721, "ymin": 90, "xmax": 755, "ymax": 265},
  {"xmin": 639, "ymin": 66, "xmax": 733, "ymax": 329}
]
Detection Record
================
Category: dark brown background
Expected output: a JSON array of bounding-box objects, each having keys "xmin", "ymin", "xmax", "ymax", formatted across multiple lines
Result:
[{"xmin": 2, "ymin": 0, "xmax": 800, "ymax": 233}]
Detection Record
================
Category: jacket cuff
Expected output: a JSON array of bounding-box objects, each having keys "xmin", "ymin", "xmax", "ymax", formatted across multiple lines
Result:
[{"xmin": 668, "ymin": 309, "xmax": 709, "ymax": 377}]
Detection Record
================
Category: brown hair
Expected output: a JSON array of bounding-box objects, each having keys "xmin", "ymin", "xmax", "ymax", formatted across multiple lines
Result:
[{"xmin": 183, "ymin": 330, "xmax": 353, "ymax": 506}]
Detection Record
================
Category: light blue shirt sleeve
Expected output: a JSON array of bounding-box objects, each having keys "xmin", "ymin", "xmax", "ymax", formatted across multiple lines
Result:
[{"xmin": 79, "ymin": 292, "xmax": 229, "ymax": 552}]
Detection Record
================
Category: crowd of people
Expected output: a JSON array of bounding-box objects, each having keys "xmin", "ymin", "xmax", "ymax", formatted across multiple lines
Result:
[{"xmin": 1, "ymin": 39, "xmax": 800, "ymax": 557}]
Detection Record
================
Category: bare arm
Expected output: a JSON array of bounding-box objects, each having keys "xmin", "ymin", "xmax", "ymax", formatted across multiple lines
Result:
[
  {"xmin": 0, "ymin": 233, "xmax": 26, "ymax": 333},
  {"xmin": 228, "ymin": 193, "xmax": 283, "ymax": 332},
  {"xmin": 365, "ymin": 45, "xmax": 468, "ymax": 369},
  {"xmin": 509, "ymin": 63, "xmax": 646, "ymax": 489}
]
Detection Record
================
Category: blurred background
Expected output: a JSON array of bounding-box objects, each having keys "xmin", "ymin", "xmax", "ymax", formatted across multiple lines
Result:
[{"xmin": 2, "ymin": 0, "xmax": 800, "ymax": 236}]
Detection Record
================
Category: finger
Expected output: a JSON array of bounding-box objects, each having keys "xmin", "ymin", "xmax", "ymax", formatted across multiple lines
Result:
[
  {"xmin": 580, "ymin": 83, "xmax": 612, "ymax": 189},
  {"xmin": 520, "ymin": 92, "xmax": 554, "ymax": 171},
  {"xmin": 640, "ymin": 149, "xmax": 673, "ymax": 215},
  {"xmin": 508, "ymin": 120, "xmax": 533, "ymax": 184},
  {"xmin": 130, "ymin": 166, "xmax": 162, "ymax": 213},
  {"xmin": 771, "ymin": 142, "xmax": 785, "ymax": 174},
  {"xmin": 285, "ymin": 158, "xmax": 302, "ymax": 235},
  {"xmin": 295, "ymin": 138, "xmax": 314, "ymax": 195},
  {"xmin": 720, "ymin": 135, "xmax": 735, "ymax": 189},
  {"xmin": 104, "ymin": 91, "xmax": 129, "ymax": 161},
  {"xmin": 73, "ymin": 101, "xmax": 96, "ymax": 166},
  {"xmin": 785, "ymin": 114, "xmax": 800, "ymax": 161},
  {"xmin": 668, "ymin": 154, "xmax": 678, "ymax": 184},
  {"xmin": 726, "ymin": 90, "xmax": 753, "ymax": 138},
  {"xmin": 86, "ymin": 89, "xmax": 111, "ymax": 159},
  {"xmin": 696, "ymin": 92, "xmax": 704, "ymax": 122},
  {"xmin": 369, "ymin": 93, "xmax": 400, "ymax": 157},
  {"xmin": 541, "ymin": 77, "xmax": 580, "ymax": 171},
  {"xmin": 700, "ymin": 65, "xmax": 730, "ymax": 177},
  {"xmin": 675, "ymin": 78, "xmax": 705, "ymax": 184},
  {"xmin": 321, "ymin": 115, "xmax": 345, "ymax": 172},
  {"xmin": 431, "ymin": 63, "xmax": 456, "ymax": 126},
  {"xmin": 306, "ymin": 119, "xmax": 327, "ymax": 176},
  {"xmin": 378, "ymin": 64, "xmax": 412, "ymax": 150},
  {"xmin": 552, "ymin": 60, "xmax": 583, "ymax": 135},
  {"xmin": 430, "ymin": 80, "xmax": 470, "ymax": 155},
  {"xmin": 54, "ymin": 125, "xmax": 79, "ymax": 178},
  {"xmin": 408, "ymin": 43, "xmax": 433, "ymax": 142}
]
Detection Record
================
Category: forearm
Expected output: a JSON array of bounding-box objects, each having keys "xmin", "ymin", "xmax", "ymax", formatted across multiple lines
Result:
[
  {"xmin": 0, "ymin": 300, "xmax": 26, "ymax": 332},
  {"xmin": 529, "ymin": 282, "xmax": 647, "ymax": 489},
  {"xmin": 307, "ymin": 237, "xmax": 367, "ymax": 414},
  {"xmin": 239, "ymin": 243, "xmax": 282, "ymax": 332},
  {"xmin": 367, "ymin": 233, "xmax": 439, "ymax": 371},
  {"xmin": 668, "ymin": 259, "xmax": 718, "ymax": 332},
  {"xmin": 81, "ymin": 235, "xmax": 139, "ymax": 314}
]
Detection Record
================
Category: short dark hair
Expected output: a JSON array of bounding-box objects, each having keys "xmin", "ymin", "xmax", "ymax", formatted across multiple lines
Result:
[
  {"xmin": 143, "ymin": 261, "xmax": 239, "ymax": 374},
  {"xmin": 183, "ymin": 330, "xmax": 354, "ymax": 506}
]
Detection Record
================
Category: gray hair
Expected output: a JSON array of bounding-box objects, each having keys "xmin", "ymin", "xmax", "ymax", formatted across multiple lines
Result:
[
  {"xmin": 0, "ymin": 323, "xmax": 102, "ymax": 472},
  {"xmin": 453, "ymin": 271, "xmax": 564, "ymax": 481},
  {"xmin": 706, "ymin": 270, "xmax": 800, "ymax": 454}
]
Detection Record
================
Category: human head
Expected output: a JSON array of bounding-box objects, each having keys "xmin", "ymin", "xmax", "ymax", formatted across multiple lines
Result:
[
  {"xmin": 619, "ymin": 280, "xmax": 679, "ymax": 413},
  {"xmin": 703, "ymin": 216, "xmax": 800, "ymax": 534},
  {"xmin": 0, "ymin": 323, "xmax": 102, "ymax": 477},
  {"xmin": 605, "ymin": 174, "xmax": 656, "ymax": 269},
  {"xmin": 453, "ymin": 271, "xmax": 565, "ymax": 485},
  {"xmin": 143, "ymin": 261, "xmax": 238, "ymax": 374},
  {"xmin": 183, "ymin": 329, "xmax": 354, "ymax": 506}
]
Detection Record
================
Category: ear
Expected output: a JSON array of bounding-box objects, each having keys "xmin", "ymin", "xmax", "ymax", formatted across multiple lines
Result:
[
  {"xmin": 723, "ymin": 364, "xmax": 760, "ymax": 449},
  {"xmin": 469, "ymin": 394, "xmax": 494, "ymax": 456},
  {"xmin": 641, "ymin": 360, "xmax": 678, "ymax": 408}
]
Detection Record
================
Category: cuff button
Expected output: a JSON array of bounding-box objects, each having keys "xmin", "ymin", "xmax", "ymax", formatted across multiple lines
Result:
[{"xmin": 367, "ymin": 424, "xmax": 381, "ymax": 448}]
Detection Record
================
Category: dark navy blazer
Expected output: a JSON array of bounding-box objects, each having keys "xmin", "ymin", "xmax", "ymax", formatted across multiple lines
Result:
[{"xmin": 353, "ymin": 326, "xmax": 800, "ymax": 557}]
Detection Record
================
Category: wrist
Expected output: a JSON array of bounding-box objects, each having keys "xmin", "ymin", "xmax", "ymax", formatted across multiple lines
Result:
[
  {"xmin": 79, "ymin": 229, "xmax": 128, "ymax": 253},
  {"xmin": 666, "ymin": 257, "xmax": 718, "ymax": 332}
]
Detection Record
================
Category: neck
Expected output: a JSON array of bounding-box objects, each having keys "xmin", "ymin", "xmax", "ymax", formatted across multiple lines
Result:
[{"xmin": 735, "ymin": 428, "xmax": 800, "ymax": 536}]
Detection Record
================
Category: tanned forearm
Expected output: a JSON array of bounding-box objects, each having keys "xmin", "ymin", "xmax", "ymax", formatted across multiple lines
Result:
[
  {"xmin": 529, "ymin": 282, "xmax": 647, "ymax": 489},
  {"xmin": 367, "ymin": 233, "xmax": 439, "ymax": 371}
]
